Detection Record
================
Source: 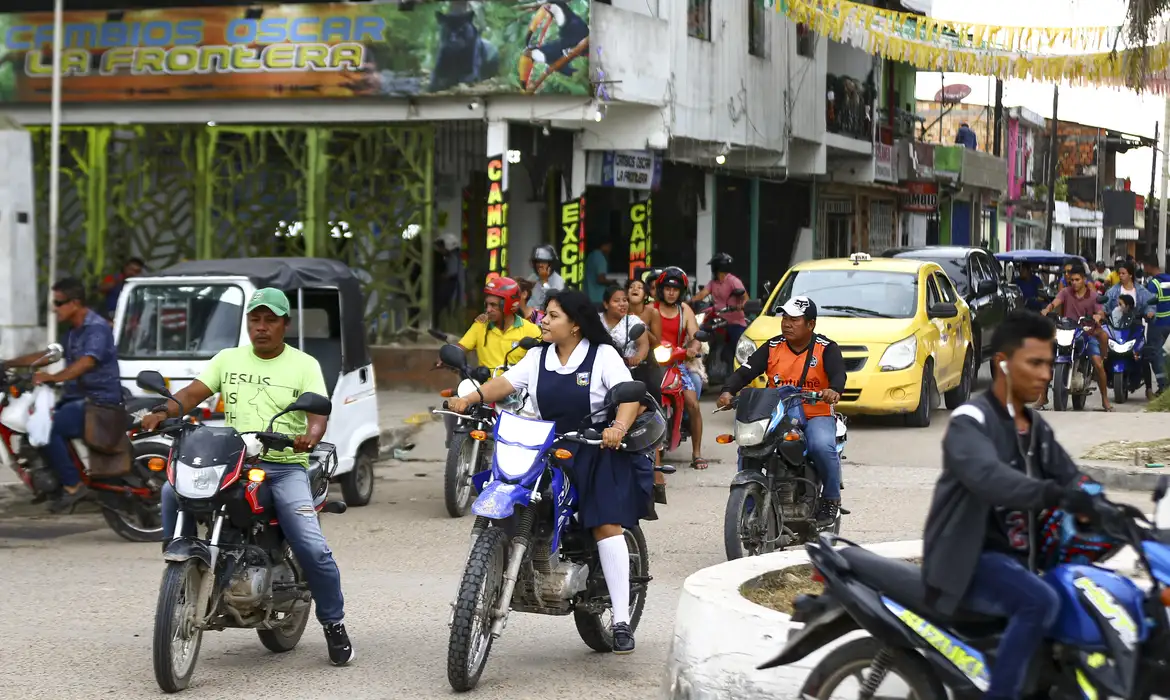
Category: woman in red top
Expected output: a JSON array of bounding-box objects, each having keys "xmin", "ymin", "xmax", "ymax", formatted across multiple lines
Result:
[{"xmin": 654, "ymin": 268, "xmax": 706, "ymax": 469}]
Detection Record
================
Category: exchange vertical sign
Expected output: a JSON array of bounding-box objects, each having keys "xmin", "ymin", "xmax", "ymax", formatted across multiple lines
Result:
[
  {"xmin": 485, "ymin": 154, "xmax": 508, "ymax": 281},
  {"xmin": 628, "ymin": 198, "xmax": 652, "ymax": 278},
  {"xmin": 560, "ymin": 196, "xmax": 586, "ymax": 287}
]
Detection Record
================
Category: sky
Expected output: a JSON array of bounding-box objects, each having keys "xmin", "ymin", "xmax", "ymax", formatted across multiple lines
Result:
[{"xmin": 921, "ymin": 0, "xmax": 1166, "ymax": 197}]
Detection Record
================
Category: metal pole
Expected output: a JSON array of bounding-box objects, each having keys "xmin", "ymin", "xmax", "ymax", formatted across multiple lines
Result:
[
  {"xmin": 46, "ymin": 0, "xmax": 64, "ymax": 345},
  {"xmin": 992, "ymin": 79, "xmax": 1004, "ymax": 157},
  {"xmin": 1043, "ymin": 86, "xmax": 1060, "ymax": 251},
  {"xmin": 1159, "ymin": 97, "xmax": 1170, "ymax": 268}
]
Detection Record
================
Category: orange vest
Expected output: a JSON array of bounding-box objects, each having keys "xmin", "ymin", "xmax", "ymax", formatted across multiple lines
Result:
[{"xmin": 764, "ymin": 337, "xmax": 832, "ymax": 418}]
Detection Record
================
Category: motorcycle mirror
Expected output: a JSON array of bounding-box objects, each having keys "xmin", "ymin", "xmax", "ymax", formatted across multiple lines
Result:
[
  {"xmin": 627, "ymin": 324, "xmax": 646, "ymax": 341},
  {"xmin": 518, "ymin": 336, "xmax": 540, "ymax": 350},
  {"xmin": 439, "ymin": 343, "xmax": 467, "ymax": 369},
  {"xmin": 471, "ymin": 366, "xmax": 492, "ymax": 383},
  {"xmin": 606, "ymin": 381, "xmax": 647, "ymax": 405},
  {"xmin": 286, "ymin": 391, "xmax": 333, "ymax": 417},
  {"xmin": 44, "ymin": 343, "xmax": 64, "ymax": 362},
  {"xmin": 743, "ymin": 300, "xmax": 763, "ymax": 315},
  {"xmin": 1155, "ymin": 475, "xmax": 1169, "ymax": 503},
  {"xmin": 694, "ymin": 330, "xmax": 711, "ymax": 343},
  {"xmin": 136, "ymin": 370, "xmax": 170, "ymax": 396}
]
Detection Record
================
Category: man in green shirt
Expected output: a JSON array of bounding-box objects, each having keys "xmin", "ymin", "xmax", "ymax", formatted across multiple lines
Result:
[
  {"xmin": 585, "ymin": 238, "xmax": 613, "ymax": 305},
  {"xmin": 142, "ymin": 288, "xmax": 354, "ymax": 667}
]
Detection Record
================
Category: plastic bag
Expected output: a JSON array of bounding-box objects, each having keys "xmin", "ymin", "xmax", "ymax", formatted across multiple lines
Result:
[{"xmin": 26, "ymin": 386, "xmax": 56, "ymax": 447}]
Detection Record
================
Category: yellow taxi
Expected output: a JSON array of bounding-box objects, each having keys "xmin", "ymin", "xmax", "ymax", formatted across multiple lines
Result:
[{"xmin": 734, "ymin": 253, "xmax": 975, "ymax": 427}]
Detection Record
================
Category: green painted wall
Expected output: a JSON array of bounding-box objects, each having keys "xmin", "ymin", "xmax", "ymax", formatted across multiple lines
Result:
[{"xmin": 940, "ymin": 197, "xmax": 953, "ymax": 244}]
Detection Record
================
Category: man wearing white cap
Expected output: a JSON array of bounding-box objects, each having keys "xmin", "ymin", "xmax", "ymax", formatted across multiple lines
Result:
[{"xmin": 716, "ymin": 295, "xmax": 846, "ymax": 525}]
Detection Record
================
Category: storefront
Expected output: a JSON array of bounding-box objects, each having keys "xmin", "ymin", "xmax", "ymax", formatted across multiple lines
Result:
[{"xmin": 815, "ymin": 184, "xmax": 900, "ymax": 257}]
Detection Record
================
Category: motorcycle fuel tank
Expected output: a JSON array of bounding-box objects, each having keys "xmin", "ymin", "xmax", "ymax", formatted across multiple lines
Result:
[{"xmin": 1044, "ymin": 563, "xmax": 1147, "ymax": 650}]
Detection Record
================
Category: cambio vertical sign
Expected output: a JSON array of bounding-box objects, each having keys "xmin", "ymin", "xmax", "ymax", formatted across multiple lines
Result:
[
  {"xmin": 628, "ymin": 199, "xmax": 652, "ymax": 278},
  {"xmin": 485, "ymin": 154, "xmax": 508, "ymax": 281},
  {"xmin": 560, "ymin": 197, "xmax": 586, "ymax": 287}
]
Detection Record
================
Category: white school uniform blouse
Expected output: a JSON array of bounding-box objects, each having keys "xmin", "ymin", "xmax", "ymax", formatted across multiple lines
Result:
[{"xmin": 503, "ymin": 339, "xmax": 633, "ymax": 419}]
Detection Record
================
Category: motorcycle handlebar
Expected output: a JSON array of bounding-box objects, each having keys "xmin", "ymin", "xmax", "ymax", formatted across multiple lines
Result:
[
  {"xmin": 560, "ymin": 430, "xmax": 627, "ymax": 450},
  {"xmin": 713, "ymin": 390, "xmax": 822, "ymax": 413}
]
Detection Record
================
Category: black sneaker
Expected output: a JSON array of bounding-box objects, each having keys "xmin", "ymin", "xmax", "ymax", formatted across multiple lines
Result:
[
  {"xmin": 653, "ymin": 483, "xmax": 668, "ymax": 505},
  {"xmin": 611, "ymin": 622, "xmax": 635, "ymax": 655},
  {"xmin": 47, "ymin": 483, "xmax": 90, "ymax": 513},
  {"xmin": 324, "ymin": 622, "xmax": 355, "ymax": 666},
  {"xmin": 815, "ymin": 500, "xmax": 840, "ymax": 527}
]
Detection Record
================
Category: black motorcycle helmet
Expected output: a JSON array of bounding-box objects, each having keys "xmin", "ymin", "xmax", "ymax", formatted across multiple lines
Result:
[
  {"xmin": 621, "ymin": 405, "xmax": 667, "ymax": 454},
  {"xmin": 656, "ymin": 266, "xmax": 689, "ymax": 300},
  {"xmin": 709, "ymin": 252, "xmax": 734, "ymax": 275}
]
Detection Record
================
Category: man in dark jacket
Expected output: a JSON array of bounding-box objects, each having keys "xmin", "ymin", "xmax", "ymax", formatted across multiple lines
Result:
[
  {"xmin": 923, "ymin": 310, "xmax": 1099, "ymax": 700},
  {"xmin": 955, "ymin": 121, "xmax": 978, "ymax": 150}
]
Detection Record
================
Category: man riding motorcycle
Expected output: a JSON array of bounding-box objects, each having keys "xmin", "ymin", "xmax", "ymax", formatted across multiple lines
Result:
[
  {"xmin": 140, "ymin": 288, "xmax": 355, "ymax": 667},
  {"xmin": 441, "ymin": 277, "xmax": 542, "ymax": 447},
  {"xmin": 923, "ymin": 309, "xmax": 1104, "ymax": 700},
  {"xmin": 527, "ymin": 244, "xmax": 565, "ymax": 310},
  {"xmin": 654, "ymin": 267, "xmax": 707, "ymax": 470},
  {"xmin": 715, "ymin": 296, "xmax": 845, "ymax": 525},
  {"xmin": 1040, "ymin": 263, "xmax": 1112, "ymax": 411},
  {"xmin": 2, "ymin": 277, "xmax": 124, "ymax": 512},
  {"xmin": 690, "ymin": 252, "xmax": 748, "ymax": 367}
]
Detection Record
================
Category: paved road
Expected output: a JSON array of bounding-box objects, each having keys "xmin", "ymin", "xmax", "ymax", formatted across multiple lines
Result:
[{"xmin": 0, "ymin": 370, "xmax": 1160, "ymax": 699}]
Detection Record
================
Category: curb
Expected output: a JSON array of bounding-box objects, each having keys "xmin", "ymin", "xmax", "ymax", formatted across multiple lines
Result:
[
  {"xmin": 1081, "ymin": 463, "xmax": 1169, "ymax": 493},
  {"xmin": 662, "ymin": 539, "xmax": 922, "ymax": 700}
]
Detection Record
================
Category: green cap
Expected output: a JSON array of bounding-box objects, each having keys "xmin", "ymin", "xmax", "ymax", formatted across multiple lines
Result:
[{"xmin": 245, "ymin": 287, "xmax": 290, "ymax": 317}]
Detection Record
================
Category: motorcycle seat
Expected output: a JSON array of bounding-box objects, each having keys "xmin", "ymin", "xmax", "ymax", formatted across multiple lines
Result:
[{"xmin": 838, "ymin": 547, "xmax": 1002, "ymax": 628}]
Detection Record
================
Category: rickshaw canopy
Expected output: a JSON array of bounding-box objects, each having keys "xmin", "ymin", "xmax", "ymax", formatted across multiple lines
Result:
[{"xmin": 994, "ymin": 250, "xmax": 1088, "ymax": 269}]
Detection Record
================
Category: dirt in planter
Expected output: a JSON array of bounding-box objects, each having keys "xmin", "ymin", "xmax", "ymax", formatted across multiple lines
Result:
[
  {"xmin": 1083, "ymin": 437, "xmax": 1170, "ymax": 464},
  {"xmin": 742, "ymin": 558, "xmax": 921, "ymax": 615}
]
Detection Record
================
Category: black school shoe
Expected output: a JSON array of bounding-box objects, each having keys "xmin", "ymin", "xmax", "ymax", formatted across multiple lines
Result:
[
  {"xmin": 611, "ymin": 622, "xmax": 635, "ymax": 654},
  {"xmin": 324, "ymin": 622, "xmax": 355, "ymax": 666},
  {"xmin": 815, "ymin": 500, "xmax": 840, "ymax": 527}
]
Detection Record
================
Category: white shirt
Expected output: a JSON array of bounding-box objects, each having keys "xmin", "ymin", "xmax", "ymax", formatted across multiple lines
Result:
[
  {"xmin": 601, "ymin": 313, "xmax": 646, "ymax": 359},
  {"xmin": 503, "ymin": 338, "xmax": 633, "ymax": 419}
]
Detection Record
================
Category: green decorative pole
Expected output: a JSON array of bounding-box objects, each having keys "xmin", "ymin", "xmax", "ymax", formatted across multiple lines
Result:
[{"xmin": 749, "ymin": 178, "xmax": 760, "ymax": 296}]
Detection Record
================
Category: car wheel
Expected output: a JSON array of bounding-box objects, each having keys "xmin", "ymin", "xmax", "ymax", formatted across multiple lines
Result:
[
  {"xmin": 905, "ymin": 360, "xmax": 933, "ymax": 428},
  {"xmin": 944, "ymin": 350, "xmax": 973, "ymax": 410}
]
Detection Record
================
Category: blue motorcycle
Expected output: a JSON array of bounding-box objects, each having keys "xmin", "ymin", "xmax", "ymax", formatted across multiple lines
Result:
[
  {"xmin": 1052, "ymin": 314, "xmax": 1098, "ymax": 411},
  {"xmin": 760, "ymin": 483, "xmax": 1170, "ymax": 699},
  {"xmin": 440, "ymin": 381, "xmax": 670, "ymax": 692},
  {"xmin": 1103, "ymin": 306, "xmax": 1147, "ymax": 405}
]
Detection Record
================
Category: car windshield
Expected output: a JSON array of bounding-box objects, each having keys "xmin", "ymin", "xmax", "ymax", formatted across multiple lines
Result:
[
  {"xmin": 898, "ymin": 255, "xmax": 968, "ymax": 295},
  {"xmin": 117, "ymin": 284, "xmax": 245, "ymax": 359},
  {"xmin": 770, "ymin": 270, "xmax": 918, "ymax": 319}
]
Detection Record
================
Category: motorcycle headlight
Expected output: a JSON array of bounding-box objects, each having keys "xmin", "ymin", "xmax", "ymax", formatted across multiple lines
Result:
[
  {"xmin": 1109, "ymin": 339, "xmax": 1137, "ymax": 354},
  {"xmin": 1055, "ymin": 329, "xmax": 1075, "ymax": 346},
  {"xmin": 653, "ymin": 345, "xmax": 673, "ymax": 365},
  {"xmin": 878, "ymin": 335, "xmax": 918, "ymax": 372},
  {"xmin": 173, "ymin": 461, "xmax": 228, "ymax": 499},
  {"xmin": 493, "ymin": 443, "xmax": 542, "ymax": 480},
  {"xmin": 734, "ymin": 417, "xmax": 770, "ymax": 447},
  {"xmin": 735, "ymin": 336, "xmax": 757, "ymax": 366}
]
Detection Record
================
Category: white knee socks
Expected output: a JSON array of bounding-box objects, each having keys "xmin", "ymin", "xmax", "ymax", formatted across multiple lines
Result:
[{"xmin": 597, "ymin": 534, "xmax": 631, "ymax": 625}]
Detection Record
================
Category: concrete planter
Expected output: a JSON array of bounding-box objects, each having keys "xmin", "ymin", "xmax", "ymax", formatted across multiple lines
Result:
[{"xmin": 662, "ymin": 540, "xmax": 922, "ymax": 699}]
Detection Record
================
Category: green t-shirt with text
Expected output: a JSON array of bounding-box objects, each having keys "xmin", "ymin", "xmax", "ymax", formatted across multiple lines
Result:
[{"xmin": 196, "ymin": 344, "xmax": 328, "ymax": 467}]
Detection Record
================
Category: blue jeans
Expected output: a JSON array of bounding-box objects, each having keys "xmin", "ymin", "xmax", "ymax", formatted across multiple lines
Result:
[
  {"xmin": 1083, "ymin": 336, "xmax": 1101, "ymax": 358},
  {"xmin": 686, "ymin": 370, "xmax": 703, "ymax": 398},
  {"xmin": 161, "ymin": 460, "xmax": 346, "ymax": 625},
  {"xmin": 723, "ymin": 324, "xmax": 747, "ymax": 364},
  {"xmin": 962, "ymin": 551, "xmax": 1061, "ymax": 699},
  {"xmin": 1146, "ymin": 324, "xmax": 1168, "ymax": 391},
  {"xmin": 42, "ymin": 399, "xmax": 85, "ymax": 487},
  {"xmin": 736, "ymin": 415, "xmax": 841, "ymax": 500}
]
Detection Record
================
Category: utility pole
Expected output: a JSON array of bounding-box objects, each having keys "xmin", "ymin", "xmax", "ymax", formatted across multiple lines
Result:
[
  {"xmin": 992, "ymin": 79, "xmax": 1004, "ymax": 157},
  {"xmin": 1160, "ymin": 97, "xmax": 1169, "ymax": 268},
  {"xmin": 1043, "ymin": 85, "xmax": 1060, "ymax": 252}
]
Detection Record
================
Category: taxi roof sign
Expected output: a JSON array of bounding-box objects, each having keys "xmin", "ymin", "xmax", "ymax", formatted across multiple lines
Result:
[{"xmin": 849, "ymin": 252, "xmax": 872, "ymax": 265}]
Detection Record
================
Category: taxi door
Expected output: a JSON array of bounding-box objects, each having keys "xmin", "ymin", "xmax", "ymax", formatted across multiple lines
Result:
[
  {"xmin": 924, "ymin": 272, "xmax": 956, "ymax": 385},
  {"xmin": 929, "ymin": 270, "xmax": 965, "ymax": 386}
]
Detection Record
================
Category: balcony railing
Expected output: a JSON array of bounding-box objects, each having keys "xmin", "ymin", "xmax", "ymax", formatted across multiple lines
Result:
[{"xmin": 827, "ymin": 74, "xmax": 874, "ymax": 142}]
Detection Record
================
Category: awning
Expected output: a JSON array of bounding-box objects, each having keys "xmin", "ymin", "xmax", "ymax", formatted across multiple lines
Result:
[
  {"xmin": 1114, "ymin": 227, "xmax": 1141, "ymax": 241},
  {"xmin": 900, "ymin": 0, "xmax": 933, "ymax": 13}
]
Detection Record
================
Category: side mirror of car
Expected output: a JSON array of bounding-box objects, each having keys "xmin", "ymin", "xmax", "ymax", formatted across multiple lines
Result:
[
  {"xmin": 439, "ymin": 343, "xmax": 468, "ymax": 369},
  {"xmin": 744, "ymin": 299, "xmax": 764, "ymax": 315},
  {"xmin": 628, "ymin": 324, "xmax": 646, "ymax": 341},
  {"xmin": 977, "ymin": 279, "xmax": 998, "ymax": 296},
  {"xmin": 606, "ymin": 381, "xmax": 647, "ymax": 405},
  {"xmin": 927, "ymin": 303, "xmax": 959, "ymax": 319},
  {"xmin": 287, "ymin": 391, "xmax": 333, "ymax": 417},
  {"xmin": 136, "ymin": 370, "xmax": 170, "ymax": 396},
  {"xmin": 518, "ymin": 336, "xmax": 540, "ymax": 350}
]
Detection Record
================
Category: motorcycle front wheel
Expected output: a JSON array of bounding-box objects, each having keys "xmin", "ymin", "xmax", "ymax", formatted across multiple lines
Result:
[
  {"xmin": 724, "ymin": 483, "xmax": 778, "ymax": 560},
  {"xmin": 447, "ymin": 525, "xmax": 507, "ymax": 692},
  {"xmin": 1052, "ymin": 364, "xmax": 1070, "ymax": 411},
  {"xmin": 1112, "ymin": 372, "xmax": 1128, "ymax": 404},
  {"xmin": 799, "ymin": 637, "xmax": 946, "ymax": 699},
  {"xmin": 152, "ymin": 560, "xmax": 205, "ymax": 693},
  {"xmin": 444, "ymin": 433, "xmax": 480, "ymax": 518},
  {"xmin": 574, "ymin": 526, "xmax": 650, "ymax": 652}
]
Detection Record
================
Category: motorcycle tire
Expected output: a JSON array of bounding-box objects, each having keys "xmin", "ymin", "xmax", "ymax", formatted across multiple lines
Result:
[
  {"xmin": 339, "ymin": 446, "xmax": 375, "ymax": 507},
  {"xmin": 1113, "ymin": 373, "xmax": 1128, "ymax": 405},
  {"xmin": 444, "ymin": 433, "xmax": 480, "ymax": 519},
  {"xmin": 257, "ymin": 544, "xmax": 312, "ymax": 653},
  {"xmin": 101, "ymin": 446, "xmax": 170, "ymax": 543},
  {"xmin": 447, "ymin": 526, "xmax": 508, "ymax": 692},
  {"xmin": 799, "ymin": 637, "xmax": 946, "ymax": 700},
  {"xmin": 724, "ymin": 483, "xmax": 777, "ymax": 560},
  {"xmin": 1052, "ymin": 364, "xmax": 1070, "ymax": 411},
  {"xmin": 1072, "ymin": 391, "xmax": 1088, "ymax": 411},
  {"xmin": 575, "ymin": 526, "xmax": 649, "ymax": 652},
  {"xmin": 152, "ymin": 559, "xmax": 205, "ymax": 693}
]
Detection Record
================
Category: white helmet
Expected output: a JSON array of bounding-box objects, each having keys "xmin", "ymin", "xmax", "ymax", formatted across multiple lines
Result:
[{"xmin": 437, "ymin": 232, "xmax": 460, "ymax": 251}]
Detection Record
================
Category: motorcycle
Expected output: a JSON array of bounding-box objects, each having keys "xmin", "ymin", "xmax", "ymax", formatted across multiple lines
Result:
[
  {"xmin": 434, "ymin": 337, "xmax": 540, "ymax": 518},
  {"xmin": 134, "ymin": 370, "xmax": 345, "ymax": 693},
  {"xmin": 1051, "ymin": 315, "xmax": 1098, "ymax": 412},
  {"xmin": 437, "ymin": 380, "xmax": 673, "ymax": 692},
  {"xmin": 1102, "ymin": 301, "xmax": 1147, "ymax": 405},
  {"xmin": 716, "ymin": 386, "xmax": 847, "ymax": 560},
  {"xmin": 760, "ymin": 483, "xmax": 1170, "ymax": 699},
  {"xmin": 654, "ymin": 330, "xmax": 709, "ymax": 453},
  {"xmin": 693, "ymin": 298, "xmax": 744, "ymax": 387},
  {"xmin": 0, "ymin": 344, "xmax": 173, "ymax": 542}
]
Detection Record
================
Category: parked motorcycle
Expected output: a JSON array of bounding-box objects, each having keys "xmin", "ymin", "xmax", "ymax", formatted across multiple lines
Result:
[
  {"xmin": 654, "ymin": 330, "xmax": 709, "ymax": 453},
  {"xmin": 1102, "ymin": 300, "xmax": 1147, "ymax": 405},
  {"xmin": 438, "ymin": 381, "xmax": 672, "ymax": 692},
  {"xmin": 434, "ymin": 335, "xmax": 540, "ymax": 518},
  {"xmin": 0, "ymin": 344, "xmax": 172, "ymax": 541},
  {"xmin": 134, "ymin": 370, "xmax": 345, "ymax": 693},
  {"xmin": 716, "ymin": 386, "xmax": 847, "ymax": 560},
  {"xmin": 760, "ymin": 484, "xmax": 1170, "ymax": 699},
  {"xmin": 1051, "ymin": 315, "xmax": 1098, "ymax": 411}
]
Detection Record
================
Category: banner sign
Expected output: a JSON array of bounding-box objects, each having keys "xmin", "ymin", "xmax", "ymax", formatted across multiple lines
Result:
[
  {"xmin": 485, "ymin": 154, "xmax": 508, "ymax": 282},
  {"xmin": 601, "ymin": 150, "xmax": 662, "ymax": 191},
  {"xmin": 559, "ymin": 197, "xmax": 586, "ymax": 288},
  {"xmin": 873, "ymin": 143, "xmax": 895, "ymax": 183},
  {"xmin": 628, "ymin": 199, "xmax": 652, "ymax": 279},
  {"xmin": 900, "ymin": 182, "xmax": 939, "ymax": 213},
  {"xmin": 0, "ymin": 1, "xmax": 591, "ymax": 103}
]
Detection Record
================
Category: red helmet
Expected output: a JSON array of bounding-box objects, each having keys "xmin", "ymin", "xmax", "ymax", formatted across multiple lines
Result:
[{"xmin": 484, "ymin": 276, "xmax": 522, "ymax": 315}]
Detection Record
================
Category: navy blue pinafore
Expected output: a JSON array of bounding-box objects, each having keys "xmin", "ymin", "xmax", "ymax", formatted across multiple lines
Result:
[{"xmin": 536, "ymin": 343, "xmax": 653, "ymax": 530}]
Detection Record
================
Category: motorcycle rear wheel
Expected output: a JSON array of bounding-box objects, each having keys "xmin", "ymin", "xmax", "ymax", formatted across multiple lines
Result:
[
  {"xmin": 257, "ymin": 544, "xmax": 312, "ymax": 653},
  {"xmin": 800, "ymin": 637, "xmax": 946, "ymax": 699},
  {"xmin": 724, "ymin": 483, "xmax": 777, "ymax": 560},
  {"xmin": 153, "ymin": 560, "xmax": 205, "ymax": 693},
  {"xmin": 574, "ymin": 526, "xmax": 650, "ymax": 652},
  {"xmin": 447, "ymin": 525, "xmax": 507, "ymax": 692}
]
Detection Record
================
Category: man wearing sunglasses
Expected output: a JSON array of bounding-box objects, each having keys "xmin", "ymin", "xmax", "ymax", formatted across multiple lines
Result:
[{"xmin": 1, "ymin": 278, "xmax": 123, "ymax": 511}]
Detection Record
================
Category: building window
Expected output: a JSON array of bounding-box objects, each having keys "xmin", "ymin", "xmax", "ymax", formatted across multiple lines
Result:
[
  {"xmin": 749, "ymin": 0, "xmax": 768, "ymax": 57},
  {"xmin": 796, "ymin": 23, "xmax": 815, "ymax": 58},
  {"xmin": 688, "ymin": 0, "xmax": 711, "ymax": 40}
]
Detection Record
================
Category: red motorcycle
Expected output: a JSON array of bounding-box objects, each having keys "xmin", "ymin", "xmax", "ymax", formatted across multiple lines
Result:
[{"xmin": 653, "ymin": 330, "xmax": 710, "ymax": 452}]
